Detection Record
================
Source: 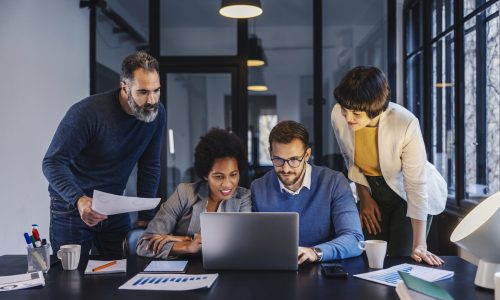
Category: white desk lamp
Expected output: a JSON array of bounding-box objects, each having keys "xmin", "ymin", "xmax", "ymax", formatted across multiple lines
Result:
[{"xmin": 450, "ymin": 191, "xmax": 500, "ymax": 289}]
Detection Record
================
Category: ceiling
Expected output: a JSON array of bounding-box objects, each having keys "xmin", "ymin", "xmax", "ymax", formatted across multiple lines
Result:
[{"xmin": 112, "ymin": 0, "xmax": 386, "ymax": 30}]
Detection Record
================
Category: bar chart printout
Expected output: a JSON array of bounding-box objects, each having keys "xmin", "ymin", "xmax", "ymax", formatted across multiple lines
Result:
[
  {"xmin": 353, "ymin": 263, "xmax": 454, "ymax": 287},
  {"xmin": 119, "ymin": 273, "xmax": 219, "ymax": 291}
]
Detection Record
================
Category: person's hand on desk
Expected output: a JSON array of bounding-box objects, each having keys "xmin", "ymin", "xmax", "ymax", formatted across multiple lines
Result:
[
  {"xmin": 142, "ymin": 234, "xmax": 193, "ymax": 255},
  {"xmin": 171, "ymin": 233, "xmax": 202, "ymax": 255},
  {"xmin": 77, "ymin": 195, "xmax": 108, "ymax": 227},
  {"xmin": 411, "ymin": 245, "xmax": 444, "ymax": 266},
  {"xmin": 298, "ymin": 247, "xmax": 319, "ymax": 264}
]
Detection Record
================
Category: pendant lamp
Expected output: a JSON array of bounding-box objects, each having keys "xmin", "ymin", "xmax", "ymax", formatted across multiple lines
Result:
[
  {"xmin": 248, "ymin": 67, "xmax": 268, "ymax": 91},
  {"xmin": 219, "ymin": 0, "xmax": 263, "ymax": 19},
  {"xmin": 247, "ymin": 34, "xmax": 266, "ymax": 67}
]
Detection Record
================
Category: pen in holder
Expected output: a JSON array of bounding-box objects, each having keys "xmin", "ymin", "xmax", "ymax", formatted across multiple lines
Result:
[{"xmin": 27, "ymin": 244, "xmax": 50, "ymax": 273}]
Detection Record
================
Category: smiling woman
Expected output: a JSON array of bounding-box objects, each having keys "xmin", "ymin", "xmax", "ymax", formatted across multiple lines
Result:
[{"xmin": 136, "ymin": 128, "xmax": 251, "ymax": 259}]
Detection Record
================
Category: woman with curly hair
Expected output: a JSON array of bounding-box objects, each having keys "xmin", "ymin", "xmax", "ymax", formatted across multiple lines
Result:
[{"xmin": 137, "ymin": 128, "xmax": 250, "ymax": 258}]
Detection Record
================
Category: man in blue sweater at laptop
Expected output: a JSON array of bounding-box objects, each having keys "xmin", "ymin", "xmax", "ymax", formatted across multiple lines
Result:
[
  {"xmin": 251, "ymin": 120, "xmax": 363, "ymax": 264},
  {"xmin": 42, "ymin": 51, "xmax": 165, "ymax": 257}
]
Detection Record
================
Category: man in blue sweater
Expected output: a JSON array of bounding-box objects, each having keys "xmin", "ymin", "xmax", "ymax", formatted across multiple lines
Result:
[
  {"xmin": 251, "ymin": 121, "xmax": 363, "ymax": 264},
  {"xmin": 43, "ymin": 51, "xmax": 165, "ymax": 256}
]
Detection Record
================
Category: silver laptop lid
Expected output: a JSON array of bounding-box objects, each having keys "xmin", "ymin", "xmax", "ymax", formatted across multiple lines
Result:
[{"xmin": 200, "ymin": 212, "xmax": 299, "ymax": 271}]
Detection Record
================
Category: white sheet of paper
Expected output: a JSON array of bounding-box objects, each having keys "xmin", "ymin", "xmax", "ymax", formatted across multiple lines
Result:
[
  {"xmin": 0, "ymin": 272, "xmax": 45, "ymax": 292},
  {"xmin": 144, "ymin": 261, "xmax": 188, "ymax": 273},
  {"xmin": 84, "ymin": 259, "xmax": 127, "ymax": 275},
  {"xmin": 354, "ymin": 263, "xmax": 454, "ymax": 287},
  {"xmin": 119, "ymin": 273, "xmax": 218, "ymax": 291},
  {"xmin": 91, "ymin": 190, "xmax": 160, "ymax": 215}
]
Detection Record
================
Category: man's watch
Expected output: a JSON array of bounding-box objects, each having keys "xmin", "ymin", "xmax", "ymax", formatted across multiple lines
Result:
[{"xmin": 312, "ymin": 247, "xmax": 323, "ymax": 262}]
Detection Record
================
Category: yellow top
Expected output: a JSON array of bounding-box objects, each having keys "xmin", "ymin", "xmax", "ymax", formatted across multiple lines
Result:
[{"xmin": 354, "ymin": 126, "xmax": 382, "ymax": 176}]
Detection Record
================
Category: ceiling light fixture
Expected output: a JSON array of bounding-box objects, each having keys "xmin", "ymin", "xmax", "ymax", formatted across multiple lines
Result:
[
  {"xmin": 219, "ymin": 0, "xmax": 263, "ymax": 19},
  {"xmin": 247, "ymin": 34, "xmax": 266, "ymax": 67},
  {"xmin": 248, "ymin": 67, "xmax": 268, "ymax": 92}
]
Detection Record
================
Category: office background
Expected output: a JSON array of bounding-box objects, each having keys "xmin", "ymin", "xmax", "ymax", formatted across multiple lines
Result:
[{"xmin": 0, "ymin": 0, "xmax": 497, "ymax": 257}]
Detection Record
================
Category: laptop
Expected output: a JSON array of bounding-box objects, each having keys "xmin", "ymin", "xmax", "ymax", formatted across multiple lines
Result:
[{"xmin": 200, "ymin": 212, "xmax": 299, "ymax": 271}]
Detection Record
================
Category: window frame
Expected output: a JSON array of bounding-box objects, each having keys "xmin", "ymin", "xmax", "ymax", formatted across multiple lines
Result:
[{"xmin": 403, "ymin": 0, "xmax": 499, "ymax": 209}]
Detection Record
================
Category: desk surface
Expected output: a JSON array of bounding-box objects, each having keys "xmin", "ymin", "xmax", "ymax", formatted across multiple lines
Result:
[{"xmin": 0, "ymin": 255, "xmax": 493, "ymax": 300}]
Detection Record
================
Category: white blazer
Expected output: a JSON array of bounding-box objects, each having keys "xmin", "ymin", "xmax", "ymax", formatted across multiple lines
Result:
[{"xmin": 331, "ymin": 103, "xmax": 447, "ymax": 221}]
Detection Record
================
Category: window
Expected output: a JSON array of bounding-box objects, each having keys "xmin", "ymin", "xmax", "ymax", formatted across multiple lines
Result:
[{"xmin": 404, "ymin": 0, "xmax": 500, "ymax": 205}]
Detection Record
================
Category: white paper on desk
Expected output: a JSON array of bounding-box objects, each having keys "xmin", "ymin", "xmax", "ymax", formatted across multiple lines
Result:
[
  {"xmin": 85, "ymin": 259, "xmax": 127, "ymax": 275},
  {"xmin": 119, "ymin": 273, "xmax": 218, "ymax": 291},
  {"xmin": 0, "ymin": 271, "xmax": 45, "ymax": 292},
  {"xmin": 144, "ymin": 261, "xmax": 188, "ymax": 273},
  {"xmin": 91, "ymin": 190, "xmax": 160, "ymax": 215},
  {"xmin": 354, "ymin": 263, "xmax": 454, "ymax": 287}
]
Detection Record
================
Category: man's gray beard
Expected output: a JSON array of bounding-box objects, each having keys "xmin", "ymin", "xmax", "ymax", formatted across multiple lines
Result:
[{"xmin": 128, "ymin": 94, "xmax": 158, "ymax": 123}]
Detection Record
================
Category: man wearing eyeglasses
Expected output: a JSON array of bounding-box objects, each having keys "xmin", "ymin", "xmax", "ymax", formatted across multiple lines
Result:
[
  {"xmin": 251, "ymin": 120, "xmax": 363, "ymax": 264},
  {"xmin": 42, "ymin": 51, "xmax": 165, "ymax": 257}
]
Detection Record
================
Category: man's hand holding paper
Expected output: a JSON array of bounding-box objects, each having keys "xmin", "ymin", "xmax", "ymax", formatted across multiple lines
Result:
[{"xmin": 91, "ymin": 190, "xmax": 161, "ymax": 216}]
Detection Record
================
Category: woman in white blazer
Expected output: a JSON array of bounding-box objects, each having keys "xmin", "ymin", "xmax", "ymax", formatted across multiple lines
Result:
[{"xmin": 331, "ymin": 66, "xmax": 447, "ymax": 266}]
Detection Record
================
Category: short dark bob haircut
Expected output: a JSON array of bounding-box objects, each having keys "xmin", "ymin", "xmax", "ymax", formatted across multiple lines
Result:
[
  {"xmin": 334, "ymin": 66, "xmax": 390, "ymax": 119},
  {"xmin": 268, "ymin": 120, "xmax": 309, "ymax": 151},
  {"xmin": 194, "ymin": 128, "xmax": 247, "ymax": 179}
]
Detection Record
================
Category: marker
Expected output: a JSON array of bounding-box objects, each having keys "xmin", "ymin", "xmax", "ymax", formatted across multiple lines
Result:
[
  {"xmin": 32, "ymin": 224, "xmax": 41, "ymax": 241},
  {"xmin": 92, "ymin": 260, "xmax": 117, "ymax": 272},
  {"xmin": 41, "ymin": 239, "xmax": 47, "ymax": 246},
  {"xmin": 24, "ymin": 232, "xmax": 33, "ymax": 248},
  {"xmin": 30, "ymin": 235, "xmax": 37, "ymax": 247}
]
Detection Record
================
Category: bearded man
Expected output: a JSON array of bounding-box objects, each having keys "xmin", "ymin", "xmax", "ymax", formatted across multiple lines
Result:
[
  {"xmin": 251, "ymin": 120, "xmax": 363, "ymax": 264},
  {"xmin": 43, "ymin": 51, "xmax": 165, "ymax": 256}
]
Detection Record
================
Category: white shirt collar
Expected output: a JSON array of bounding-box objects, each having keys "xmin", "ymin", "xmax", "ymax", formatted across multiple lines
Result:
[{"xmin": 279, "ymin": 163, "xmax": 312, "ymax": 195}]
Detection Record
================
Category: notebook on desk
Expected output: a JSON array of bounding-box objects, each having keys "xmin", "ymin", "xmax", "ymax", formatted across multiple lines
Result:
[{"xmin": 200, "ymin": 212, "xmax": 299, "ymax": 271}]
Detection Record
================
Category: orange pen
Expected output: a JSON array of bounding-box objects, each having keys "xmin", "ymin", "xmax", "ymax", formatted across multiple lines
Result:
[{"xmin": 92, "ymin": 260, "xmax": 117, "ymax": 272}]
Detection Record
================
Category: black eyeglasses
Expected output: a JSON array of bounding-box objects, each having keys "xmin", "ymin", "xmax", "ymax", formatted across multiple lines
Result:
[{"xmin": 271, "ymin": 150, "xmax": 307, "ymax": 168}]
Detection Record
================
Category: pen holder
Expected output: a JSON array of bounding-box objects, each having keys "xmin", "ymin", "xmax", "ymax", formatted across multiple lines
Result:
[{"xmin": 27, "ymin": 244, "xmax": 50, "ymax": 273}]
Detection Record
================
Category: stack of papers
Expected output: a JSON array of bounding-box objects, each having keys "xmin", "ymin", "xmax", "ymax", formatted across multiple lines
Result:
[
  {"xmin": 354, "ymin": 263, "xmax": 454, "ymax": 287},
  {"xmin": 85, "ymin": 259, "xmax": 127, "ymax": 275},
  {"xmin": 119, "ymin": 273, "xmax": 218, "ymax": 291},
  {"xmin": 0, "ymin": 272, "xmax": 45, "ymax": 292},
  {"xmin": 144, "ymin": 261, "xmax": 188, "ymax": 273}
]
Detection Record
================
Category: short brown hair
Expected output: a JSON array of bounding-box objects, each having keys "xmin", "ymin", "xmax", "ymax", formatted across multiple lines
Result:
[
  {"xmin": 269, "ymin": 120, "xmax": 309, "ymax": 151},
  {"xmin": 334, "ymin": 66, "xmax": 390, "ymax": 118}
]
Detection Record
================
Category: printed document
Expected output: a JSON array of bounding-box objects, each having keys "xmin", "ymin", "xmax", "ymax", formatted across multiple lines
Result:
[
  {"xmin": 0, "ymin": 272, "xmax": 45, "ymax": 292},
  {"xmin": 354, "ymin": 263, "xmax": 454, "ymax": 287},
  {"xmin": 92, "ymin": 190, "xmax": 160, "ymax": 215},
  {"xmin": 119, "ymin": 273, "xmax": 218, "ymax": 291}
]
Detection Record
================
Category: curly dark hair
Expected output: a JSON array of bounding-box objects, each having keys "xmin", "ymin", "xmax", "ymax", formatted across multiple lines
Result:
[{"xmin": 194, "ymin": 128, "xmax": 247, "ymax": 179}]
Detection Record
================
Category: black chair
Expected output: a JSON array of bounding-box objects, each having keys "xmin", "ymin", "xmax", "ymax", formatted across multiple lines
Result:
[{"xmin": 122, "ymin": 227, "xmax": 146, "ymax": 257}]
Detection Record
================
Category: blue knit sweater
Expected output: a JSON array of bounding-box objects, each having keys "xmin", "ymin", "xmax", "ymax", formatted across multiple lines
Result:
[
  {"xmin": 42, "ymin": 89, "xmax": 165, "ymax": 220},
  {"xmin": 251, "ymin": 164, "xmax": 363, "ymax": 261}
]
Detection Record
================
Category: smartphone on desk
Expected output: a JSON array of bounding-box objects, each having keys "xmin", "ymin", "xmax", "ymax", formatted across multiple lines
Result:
[{"xmin": 321, "ymin": 263, "xmax": 348, "ymax": 279}]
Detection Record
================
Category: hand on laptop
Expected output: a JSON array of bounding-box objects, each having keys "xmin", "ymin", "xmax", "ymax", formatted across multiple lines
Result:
[
  {"xmin": 142, "ymin": 234, "xmax": 192, "ymax": 255},
  {"xmin": 171, "ymin": 233, "xmax": 203, "ymax": 255},
  {"xmin": 298, "ymin": 247, "xmax": 319, "ymax": 264}
]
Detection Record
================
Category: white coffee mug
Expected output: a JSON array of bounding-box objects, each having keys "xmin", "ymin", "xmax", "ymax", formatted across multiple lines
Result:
[
  {"xmin": 57, "ymin": 244, "xmax": 81, "ymax": 270},
  {"xmin": 495, "ymin": 272, "xmax": 500, "ymax": 300},
  {"xmin": 358, "ymin": 240, "xmax": 387, "ymax": 269}
]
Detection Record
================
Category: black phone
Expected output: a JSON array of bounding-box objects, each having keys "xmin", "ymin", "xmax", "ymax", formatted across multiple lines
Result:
[{"xmin": 321, "ymin": 263, "xmax": 348, "ymax": 279}]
